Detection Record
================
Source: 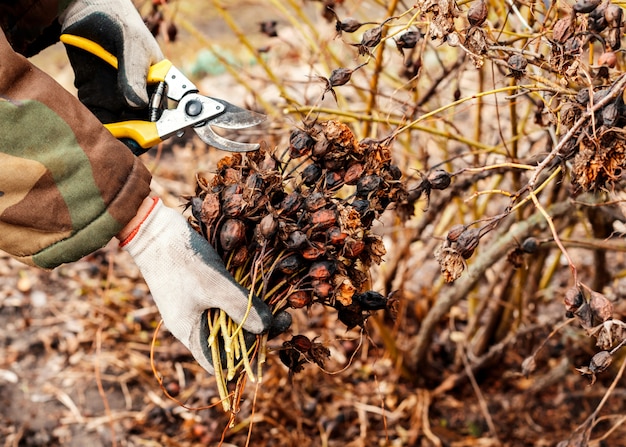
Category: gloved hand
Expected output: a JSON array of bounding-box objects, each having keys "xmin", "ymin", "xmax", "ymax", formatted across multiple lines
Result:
[
  {"xmin": 60, "ymin": 0, "xmax": 164, "ymax": 123},
  {"xmin": 120, "ymin": 198, "xmax": 273, "ymax": 374}
]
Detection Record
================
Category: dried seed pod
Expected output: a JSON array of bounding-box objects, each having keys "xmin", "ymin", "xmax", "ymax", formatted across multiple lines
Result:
[
  {"xmin": 289, "ymin": 129, "xmax": 315, "ymax": 158},
  {"xmin": 389, "ymin": 164, "xmax": 402, "ymax": 180},
  {"xmin": 360, "ymin": 25, "xmax": 383, "ymax": 49},
  {"xmin": 301, "ymin": 241, "xmax": 326, "ymax": 260},
  {"xmin": 312, "ymin": 280, "xmax": 333, "ymax": 299},
  {"xmin": 258, "ymin": 213, "xmax": 278, "ymax": 240},
  {"xmin": 446, "ymin": 224, "xmax": 466, "ymax": 243},
  {"xmin": 222, "ymin": 193, "xmax": 244, "ymax": 217},
  {"xmin": 427, "ymin": 169, "xmax": 452, "ymax": 190},
  {"xmin": 313, "ymin": 138, "xmax": 331, "ymax": 158},
  {"xmin": 607, "ymin": 26, "xmax": 622, "ymax": 51},
  {"xmin": 324, "ymin": 158, "xmax": 346, "ymax": 171},
  {"xmin": 395, "ymin": 31, "xmax": 420, "ymax": 50},
  {"xmin": 456, "ymin": 228, "xmax": 480, "ymax": 259},
  {"xmin": 507, "ymin": 54, "xmax": 527, "ymax": 77},
  {"xmin": 344, "ymin": 163, "xmax": 365, "ymax": 185},
  {"xmin": 604, "ymin": 3, "xmax": 623, "ymax": 26},
  {"xmin": 305, "ymin": 191, "xmax": 327, "ymax": 212},
  {"xmin": 288, "ymin": 290, "xmax": 313, "ymax": 309},
  {"xmin": 329, "ymin": 66, "xmax": 357, "ymax": 87},
  {"xmin": 564, "ymin": 286, "xmax": 584, "ymax": 315},
  {"xmin": 220, "ymin": 219, "xmax": 246, "ymax": 251},
  {"xmin": 589, "ymin": 290, "xmax": 613, "ymax": 322},
  {"xmin": 573, "ymin": 0, "xmax": 602, "ymax": 14},
  {"xmin": 589, "ymin": 5, "xmax": 608, "ymax": 32},
  {"xmin": 245, "ymin": 172, "xmax": 263, "ymax": 191},
  {"xmin": 598, "ymin": 51, "xmax": 617, "ymax": 68},
  {"xmin": 278, "ymin": 254, "xmax": 303, "ymax": 275},
  {"xmin": 325, "ymin": 170, "xmax": 344, "ymax": 189},
  {"xmin": 354, "ymin": 291, "xmax": 387, "ymax": 310},
  {"xmin": 220, "ymin": 183, "xmax": 242, "ymax": 200},
  {"xmin": 230, "ymin": 245, "xmax": 249, "ymax": 267},
  {"xmin": 220, "ymin": 168, "xmax": 241, "ymax": 185},
  {"xmin": 201, "ymin": 192, "xmax": 221, "ymax": 223},
  {"xmin": 309, "ymin": 260, "xmax": 336, "ymax": 280},
  {"xmin": 336, "ymin": 17, "xmax": 364, "ymax": 33},
  {"xmin": 553, "ymin": 16, "xmax": 574, "ymax": 43},
  {"xmin": 280, "ymin": 191, "xmax": 303, "ymax": 216},
  {"xmin": 327, "ymin": 226, "xmax": 348, "ymax": 245},
  {"xmin": 344, "ymin": 237, "xmax": 366, "ymax": 258},
  {"xmin": 521, "ymin": 237, "xmax": 539, "ymax": 253},
  {"xmin": 467, "ymin": 0, "xmax": 488, "ymax": 26},
  {"xmin": 290, "ymin": 335, "xmax": 313, "ymax": 353},
  {"xmin": 356, "ymin": 174, "xmax": 382, "ymax": 197},
  {"xmin": 351, "ymin": 199, "xmax": 370, "ymax": 215},
  {"xmin": 310, "ymin": 209, "xmax": 338, "ymax": 229},
  {"xmin": 285, "ymin": 230, "xmax": 308, "ymax": 249},
  {"xmin": 590, "ymin": 350, "xmax": 613, "ymax": 373},
  {"xmin": 301, "ymin": 163, "xmax": 323, "ymax": 186}
]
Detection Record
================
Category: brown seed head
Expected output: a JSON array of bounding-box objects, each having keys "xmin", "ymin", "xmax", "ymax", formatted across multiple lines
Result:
[
  {"xmin": 590, "ymin": 350, "xmax": 613, "ymax": 373},
  {"xmin": 220, "ymin": 219, "xmax": 246, "ymax": 251},
  {"xmin": 337, "ymin": 17, "xmax": 363, "ymax": 33},
  {"xmin": 309, "ymin": 260, "xmax": 335, "ymax": 280},
  {"xmin": 396, "ymin": 31, "xmax": 420, "ymax": 49},
  {"xmin": 288, "ymin": 290, "xmax": 313, "ymax": 309},
  {"xmin": 258, "ymin": 213, "xmax": 278, "ymax": 240},
  {"xmin": 573, "ymin": 0, "xmax": 602, "ymax": 14},
  {"xmin": 456, "ymin": 228, "xmax": 480, "ymax": 259},
  {"xmin": 467, "ymin": 0, "xmax": 488, "ymax": 26},
  {"xmin": 310, "ymin": 209, "xmax": 338, "ymax": 230},
  {"xmin": 564, "ymin": 286, "xmax": 584, "ymax": 314},
  {"xmin": 427, "ymin": 169, "xmax": 452, "ymax": 190},
  {"xmin": 344, "ymin": 163, "xmax": 365, "ymax": 185},
  {"xmin": 329, "ymin": 68, "xmax": 353, "ymax": 87},
  {"xmin": 289, "ymin": 129, "xmax": 315, "ymax": 158},
  {"xmin": 344, "ymin": 237, "xmax": 366, "ymax": 258},
  {"xmin": 446, "ymin": 224, "xmax": 466, "ymax": 243},
  {"xmin": 598, "ymin": 51, "xmax": 617, "ymax": 68}
]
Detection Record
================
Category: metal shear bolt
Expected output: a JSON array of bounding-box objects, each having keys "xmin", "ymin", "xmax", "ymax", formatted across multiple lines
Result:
[{"xmin": 185, "ymin": 100, "xmax": 204, "ymax": 117}]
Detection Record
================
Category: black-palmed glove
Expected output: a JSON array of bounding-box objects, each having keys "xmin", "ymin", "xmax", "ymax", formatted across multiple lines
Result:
[
  {"xmin": 120, "ymin": 198, "xmax": 273, "ymax": 374},
  {"xmin": 60, "ymin": 0, "xmax": 164, "ymax": 123}
]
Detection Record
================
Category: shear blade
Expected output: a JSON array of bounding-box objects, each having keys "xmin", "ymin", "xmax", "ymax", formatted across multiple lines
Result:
[
  {"xmin": 193, "ymin": 123, "xmax": 260, "ymax": 152},
  {"xmin": 206, "ymin": 98, "xmax": 266, "ymax": 129}
]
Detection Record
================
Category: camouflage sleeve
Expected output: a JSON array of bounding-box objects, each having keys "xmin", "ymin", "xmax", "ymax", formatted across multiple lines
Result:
[{"xmin": 0, "ymin": 28, "xmax": 152, "ymax": 269}]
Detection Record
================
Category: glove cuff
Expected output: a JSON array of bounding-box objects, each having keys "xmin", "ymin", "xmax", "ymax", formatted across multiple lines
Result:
[{"xmin": 119, "ymin": 196, "xmax": 160, "ymax": 247}]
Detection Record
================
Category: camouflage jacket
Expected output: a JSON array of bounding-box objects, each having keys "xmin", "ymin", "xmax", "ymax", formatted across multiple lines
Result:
[{"xmin": 0, "ymin": 1, "xmax": 152, "ymax": 268}]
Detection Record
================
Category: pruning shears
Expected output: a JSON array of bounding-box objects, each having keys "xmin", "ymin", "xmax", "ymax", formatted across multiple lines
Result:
[{"xmin": 60, "ymin": 34, "xmax": 265, "ymax": 153}]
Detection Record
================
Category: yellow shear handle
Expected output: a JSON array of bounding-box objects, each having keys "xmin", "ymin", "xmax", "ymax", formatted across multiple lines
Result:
[
  {"xmin": 59, "ymin": 34, "xmax": 172, "ymax": 82},
  {"xmin": 60, "ymin": 34, "xmax": 173, "ymax": 148},
  {"xmin": 104, "ymin": 121, "xmax": 160, "ymax": 148}
]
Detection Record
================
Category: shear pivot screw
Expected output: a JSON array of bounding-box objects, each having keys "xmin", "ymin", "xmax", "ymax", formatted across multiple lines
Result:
[{"xmin": 185, "ymin": 100, "xmax": 203, "ymax": 117}]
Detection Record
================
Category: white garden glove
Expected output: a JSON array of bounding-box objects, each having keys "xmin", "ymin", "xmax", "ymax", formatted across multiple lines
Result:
[
  {"xmin": 121, "ymin": 198, "xmax": 272, "ymax": 374},
  {"xmin": 60, "ymin": 0, "xmax": 164, "ymax": 113}
]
